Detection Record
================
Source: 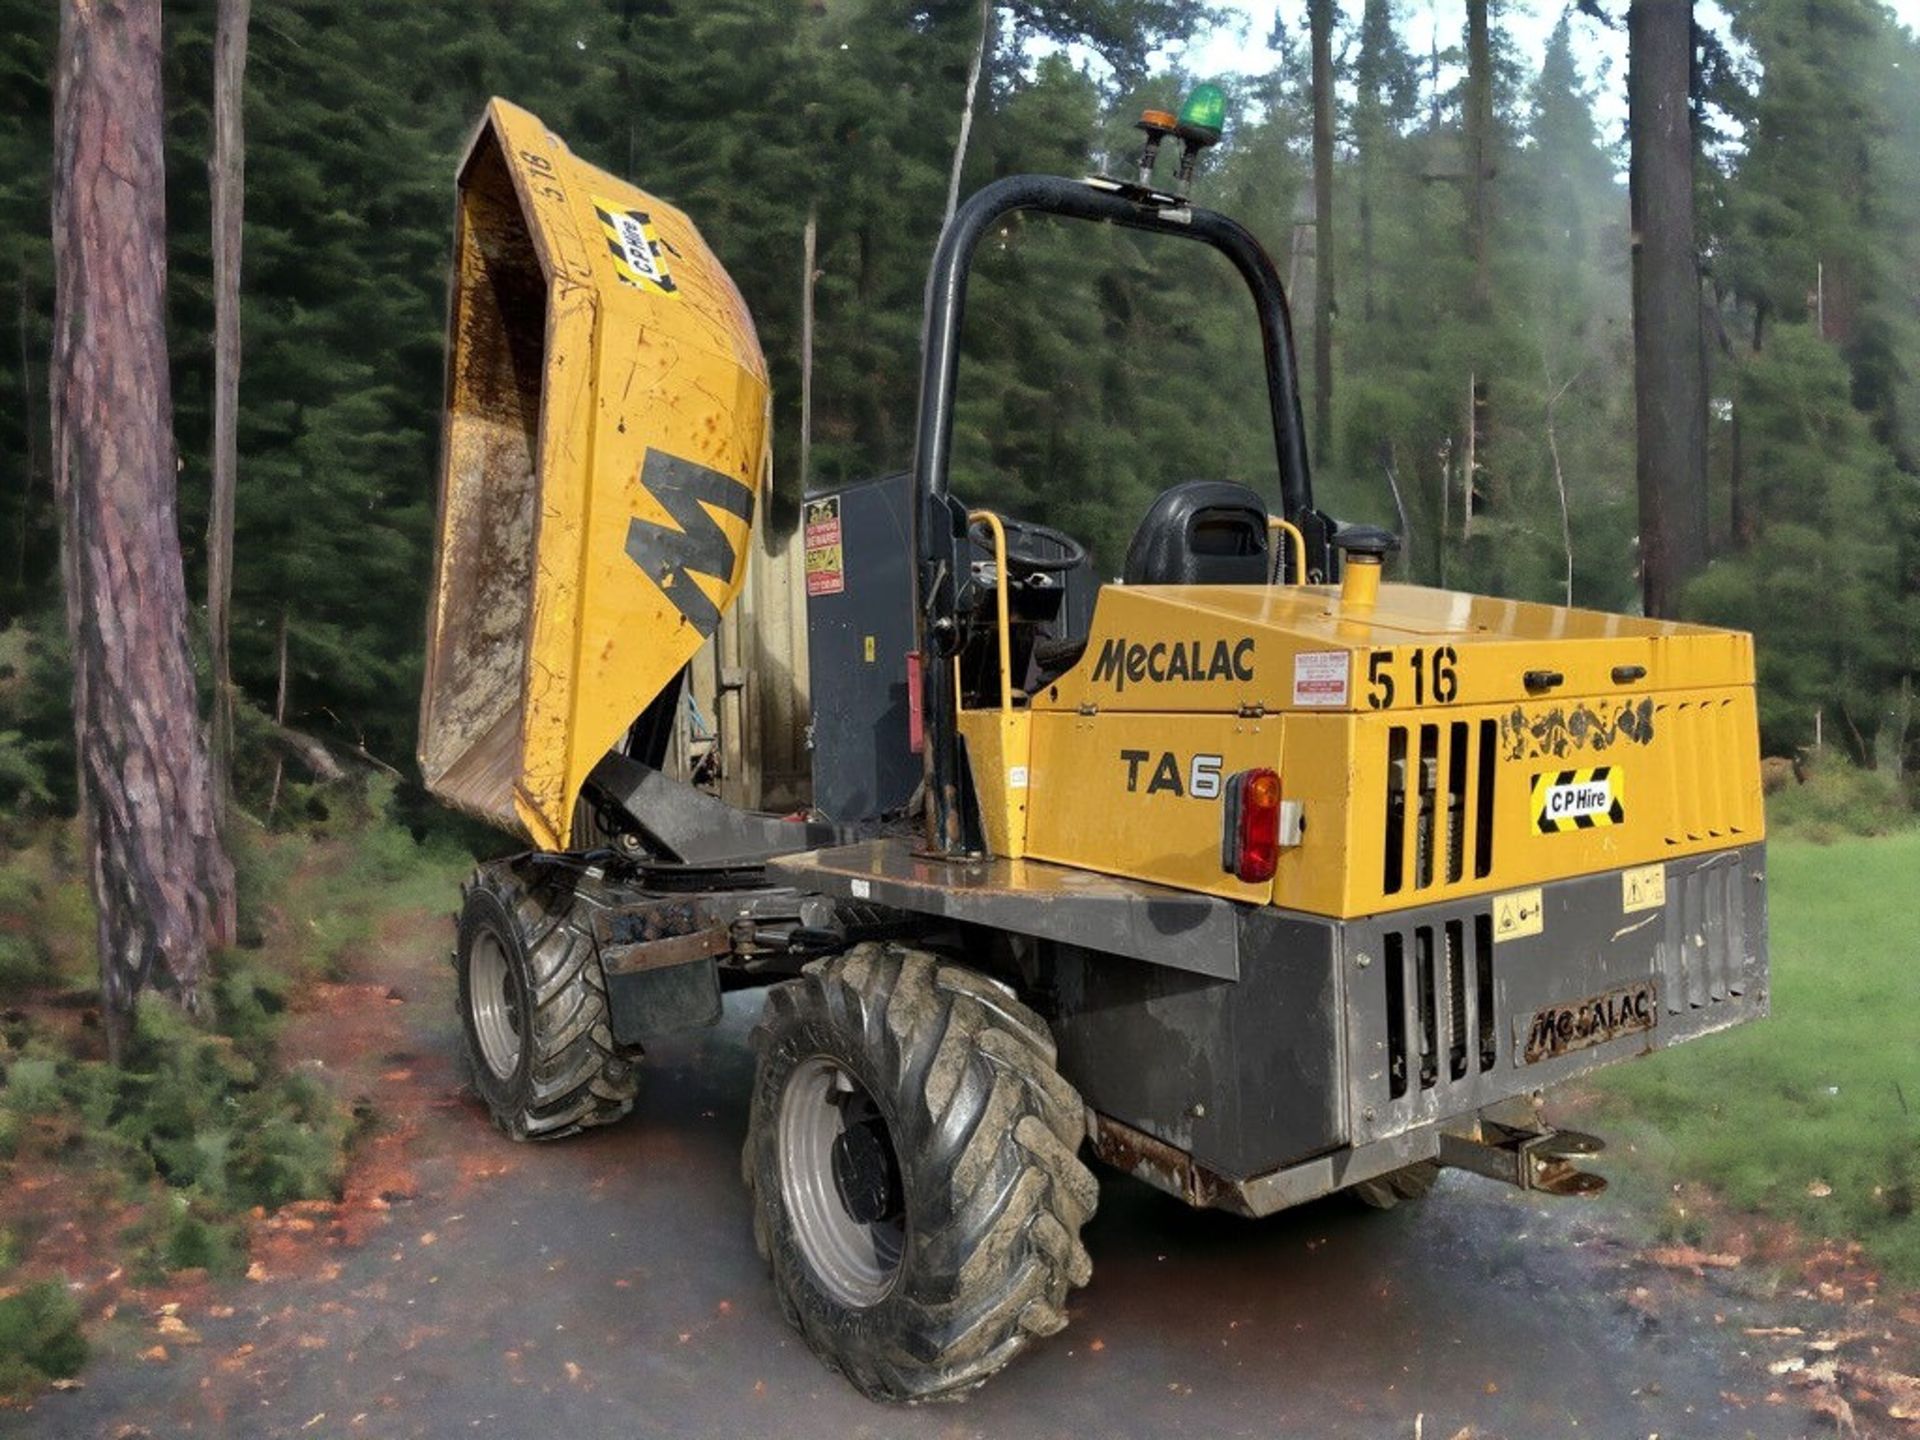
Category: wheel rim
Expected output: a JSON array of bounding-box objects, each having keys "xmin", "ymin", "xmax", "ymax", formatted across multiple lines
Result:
[
  {"xmin": 468, "ymin": 928, "xmax": 524, "ymax": 1080},
  {"xmin": 778, "ymin": 1056, "xmax": 906, "ymax": 1308}
]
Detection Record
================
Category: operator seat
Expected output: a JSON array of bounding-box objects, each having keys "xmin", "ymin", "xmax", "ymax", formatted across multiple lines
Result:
[
  {"xmin": 1123, "ymin": 480, "xmax": 1270, "ymax": 586},
  {"xmin": 1029, "ymin": 481, "xmax": 1272, "ymax": 688}
]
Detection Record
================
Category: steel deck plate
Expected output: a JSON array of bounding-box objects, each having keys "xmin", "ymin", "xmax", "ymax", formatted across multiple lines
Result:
[{"xmin": 769, "ymin": 839, "xmax": 1241, "ymax": 979}]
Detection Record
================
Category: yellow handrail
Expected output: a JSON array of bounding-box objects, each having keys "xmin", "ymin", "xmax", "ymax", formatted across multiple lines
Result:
[
  {"xmin": 966, "ymin": 510, "xmax": 1016, "ymax": 712},
  {"xmin": 1268, "ymin": 515, "xmax": 1308, "ymax": 585}
]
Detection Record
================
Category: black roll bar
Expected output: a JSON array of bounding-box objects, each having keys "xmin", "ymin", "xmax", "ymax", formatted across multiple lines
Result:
[{"xmin": 910, "ymin": 174, "xmax": 1321, "ymax": 858}]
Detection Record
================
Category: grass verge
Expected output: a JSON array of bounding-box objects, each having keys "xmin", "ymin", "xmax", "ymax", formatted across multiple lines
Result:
[{"xmin": 1588, "ymin": 830, "xmax": 1920, "ymax": 1285}]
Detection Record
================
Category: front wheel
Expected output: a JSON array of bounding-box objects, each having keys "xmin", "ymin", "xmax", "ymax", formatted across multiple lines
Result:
[
  {"xmin": 455, "ymin": 859, "xmax": 640, "ymax": 1141},
  {"xmin": 744, "ymin": 943, "xmax": 1097, "ymax": 1402}
]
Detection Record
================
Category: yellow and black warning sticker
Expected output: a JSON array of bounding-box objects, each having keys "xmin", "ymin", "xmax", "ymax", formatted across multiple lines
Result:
[
  {"xmin": 591, "ymin": 194, "xmax": 678, "ymax": 295},
  {"xmin": 1531, "ymin": 766, "xmax": 1624, "ymax": 833}
]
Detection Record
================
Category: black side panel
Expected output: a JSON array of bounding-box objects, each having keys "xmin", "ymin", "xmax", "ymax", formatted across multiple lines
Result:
[
  {"xmin": 605, "ymin": 959, "xmax": 722, "ymax": 1045},
  {"xmin": 1041, "ymin": 909, "xmax": 1345, "ymax": 1181},
  {"xmin": 587, "ymin": 753, "xmax": 844, "ymax": 865},
  {"xmin": 1227, "ymin": 909, "xmax": 1347, "ymax": 1172},
  {"xmin": 805, "ymin": 473, "xmax": 919, "ymax": 823}
]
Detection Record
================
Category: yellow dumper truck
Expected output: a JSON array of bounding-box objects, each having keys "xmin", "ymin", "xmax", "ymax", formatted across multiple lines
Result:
[{"xmin": 421, "ymin": 96, "xmax": 1769, "ymax": 1402}]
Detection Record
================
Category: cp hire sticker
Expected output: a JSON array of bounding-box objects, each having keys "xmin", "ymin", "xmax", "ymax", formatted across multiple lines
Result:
[
  {"xmin": 1531, "ymin": 766, "xmax": 1624, "ymax": 833},
  {"xmin": 1292, "ymin": 650, "xmax": 1349, "ymax": 707},
  {"xmin": 591, "ymin": 194, "xmax": 678, "ymax": 296}
]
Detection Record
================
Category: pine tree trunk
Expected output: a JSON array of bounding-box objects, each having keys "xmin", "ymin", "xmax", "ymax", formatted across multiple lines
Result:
[
  {"xmin": 266, "ymin": 607, "xmax": 288, "ymax": 822},
  {"xmin": 1464, "ymin": 1, "xmax": 1495, "ymax": 512},
  {"xmin": 1728, "ymin": 399, "xmax": 1747, "ymax": 548},
  {"xmin": 1462, "ymin": 371, "xmax": 1477, "ymax": 538},
  {"xmin": 14, "ymin": 277, "xmax": 38, "ymax": 592},
  {"xmin": 1309, "ymin": 0, "xmax": 1336, "ymax": 465},
  {"xmin": 1628, "ymin": 0, "xmax": 1709, "ymax": 617},
  {"xmin": 1359, "ymin": 164, "xmax": 1375, "ymax": 323},
  {"xmin": 799, "ymin": 204, "xmax": 816, "ymax": 497},
  {"xmin": 1427, "ymin": 28, "xmax": 1442, "ymax": 133},
  {"xmin": 207, "ymin": 0, "xmax": 249, "ymax": 811},
  {"xmin": 51, "ymin": 0, "xmax": 236, "ymax": 1059},
  {"xmin": 1730, "ymin": 305, "xmax": 1764, "ymax": 549},
  {"xmin": 1465, "ymin": 0, "xmax": 1494, "ymax": 316}
]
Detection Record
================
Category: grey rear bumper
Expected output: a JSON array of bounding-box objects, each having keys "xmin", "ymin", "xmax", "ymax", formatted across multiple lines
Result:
[
  {"xmin": 1343, "ymin": 842, "xmax": 1769, "ymax": 1151},
  {"xmin": 1075, "ymin": 844, "xmax": 1769, "ymax": 1216}
]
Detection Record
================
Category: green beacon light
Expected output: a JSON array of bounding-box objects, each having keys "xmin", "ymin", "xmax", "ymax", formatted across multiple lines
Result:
[
  {"xmin": 1171, "ymin": 84, "xmax": 1226, "ymax": 195},
  {"xmin": 1176, "ymin": 83, "xmax": 1227, "ymax": 145}
]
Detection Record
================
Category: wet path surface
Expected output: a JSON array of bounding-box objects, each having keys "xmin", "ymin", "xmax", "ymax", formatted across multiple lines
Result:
[{"xmin": 19, "ymin": 971, "xmax": 1825, "ymax": 1440}]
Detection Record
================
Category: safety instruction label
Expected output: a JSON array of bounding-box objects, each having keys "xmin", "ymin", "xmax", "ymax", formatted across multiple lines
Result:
[
  {"xmin": 1291, "ymin": 650, "xmax": 1349, "ymax": 707},
  {"xmin": 804, "ymin": 496, "xmax": 845, "ymax": 597},
  {"xmin": 1531, "ymin": 766, "xmax": 1624, "ymax": 833},
  {"xmin": 592, "ymin": 194, "xmax": 678, "ymax": 295},
  {"xmin": 1493, "ymin": 886, "xmax": 1544, "ymax": 942},
  {"xmin": 1621, "ymin": 862, "xmax": 1666, "ymax": 913}
]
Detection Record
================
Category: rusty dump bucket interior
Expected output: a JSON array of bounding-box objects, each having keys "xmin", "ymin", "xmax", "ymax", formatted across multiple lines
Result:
[
  {"xmin": 419, "ymin": 134, "xmax": 544, "ymax": 834},
  {"xmin": 418, "ymin": 99, "xmax": 772, "ymax": 849}
]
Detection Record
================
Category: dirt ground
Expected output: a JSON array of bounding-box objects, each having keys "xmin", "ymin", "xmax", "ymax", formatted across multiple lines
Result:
[{"xmin": 10, "ymin": 906, "xmax": 1917, "ymax": 1440}]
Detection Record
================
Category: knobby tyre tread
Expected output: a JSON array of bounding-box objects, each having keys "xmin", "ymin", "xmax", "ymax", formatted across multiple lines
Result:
[
  {"xmin": 455, "ymin": 858, "xmax": 640, "ymax": 1142},
  {"xmin": 744, "ymin": 942, "xmax": 1097, "ymax": 1402}
]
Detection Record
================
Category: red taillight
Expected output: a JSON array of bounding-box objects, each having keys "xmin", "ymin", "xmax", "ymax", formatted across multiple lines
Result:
[{"xmin": 1223, "ymin": 767, "xmax": 1281, "ymax": 883}]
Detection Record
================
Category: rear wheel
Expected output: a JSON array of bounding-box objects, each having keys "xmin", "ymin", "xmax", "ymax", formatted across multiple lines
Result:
[
  {"xmin": 744, "ymin": 943, "xmax": 1097, "ymax": 1402},
  {"xmin": 1347, "ymin": 1160, "xmax": 1441, "ymax": 1211},
  {"xmin": 455, "ymin": 859, "xmax": 640, "ymax": 1140}
]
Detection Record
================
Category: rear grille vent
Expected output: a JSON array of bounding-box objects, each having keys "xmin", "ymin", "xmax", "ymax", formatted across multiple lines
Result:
[
  {"xmin": 1660, "ymin": 858, "xmax": 1751, "ymax": 1012},
  {"xmin": 1382, "ymin": 913, "xmax": 1497, "ymax": 1100},
  {"xmin": 1664, "ymin": 698, "xmax": 1748, "ymax": 846},
  {"xmin": 1383, "ymin": 719, "xmax": 1498, "ymax": 897}
]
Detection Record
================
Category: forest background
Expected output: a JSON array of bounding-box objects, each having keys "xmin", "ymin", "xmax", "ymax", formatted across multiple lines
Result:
[{"xmin": 6, "ymin": 0, "xmax": 1920, "ymax": 823}]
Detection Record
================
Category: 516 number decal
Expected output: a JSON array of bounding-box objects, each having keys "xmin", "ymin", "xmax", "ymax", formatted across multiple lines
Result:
[{"xmin": 1365, "ymin": 646, "xmax": 1460, "ymax": 709}]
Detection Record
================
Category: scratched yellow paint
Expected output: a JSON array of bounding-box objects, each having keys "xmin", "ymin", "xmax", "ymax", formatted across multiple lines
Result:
[{"xmin": 419, "ymin": 100, "xmax": 770, "ymax": 848}]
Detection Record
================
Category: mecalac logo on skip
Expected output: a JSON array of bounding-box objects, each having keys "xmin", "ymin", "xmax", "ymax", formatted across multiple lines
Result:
[{"xmin": 1090, "ymin": 636, "xmax": 1255, "ymax": 692}]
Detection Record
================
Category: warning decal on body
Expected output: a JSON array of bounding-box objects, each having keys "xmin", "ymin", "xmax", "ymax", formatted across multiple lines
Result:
[
  {"xmin": 803, "ymin": 496, "xmax": 845, "ymax": 597},
  {"xmin": 1291, "ymin": 650, "xmax": 1349, "ymax": 707},
  {"xmin": 1492, "ymin": 886, "xmax": 1544, "ymax": 942},
  {"xmin": 1621, "ymin": 862, "xmax": 1666, "ymax": 913},
  {"xmin": 1531, "ymin": 766, "xmax": 1624, "ymax": 833},
  {"xmin": 592, "ymin": 194, "xmax": 678, "ymax": 295}
]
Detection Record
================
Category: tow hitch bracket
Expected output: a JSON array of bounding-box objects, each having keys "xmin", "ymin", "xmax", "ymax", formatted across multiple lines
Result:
[{"xmin": 1439, "ymin": 1120, "xmax": 1608, "ymax": 1197}]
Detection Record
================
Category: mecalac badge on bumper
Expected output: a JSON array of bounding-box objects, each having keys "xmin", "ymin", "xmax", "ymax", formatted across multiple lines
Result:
[{"xmin": 1519, "ymin": 980, "xmax": 1658, "ymax": 1064}]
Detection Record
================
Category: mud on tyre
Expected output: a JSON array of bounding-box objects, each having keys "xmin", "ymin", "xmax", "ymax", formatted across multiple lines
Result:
[
  {"xmin": 744, "ymin": 942, "xmax": 1098, "ymax": 1403},
  {"xmin": 455, "ymin": 857, "xmax": 641, "ymax": 1141}
]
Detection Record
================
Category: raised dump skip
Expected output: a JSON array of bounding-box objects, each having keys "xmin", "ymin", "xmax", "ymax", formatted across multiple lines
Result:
[{"xmin": 419, "ymin": 99, "xmax": 772, "ymax": 849}]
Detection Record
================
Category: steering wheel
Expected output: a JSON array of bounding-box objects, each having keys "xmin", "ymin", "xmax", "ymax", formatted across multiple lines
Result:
[{"xmin": 969, "ymin": 514, "xmax": 1088, "ymax": 576}]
